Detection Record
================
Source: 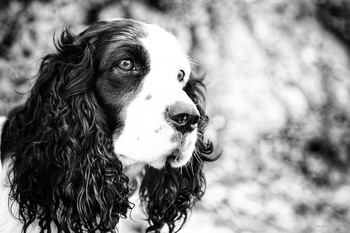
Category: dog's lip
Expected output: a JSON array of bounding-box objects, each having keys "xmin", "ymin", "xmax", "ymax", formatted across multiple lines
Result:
[
  {"xmin": 117, "ymin": 153, "xmax": 138, "ymax": 167},
  {"xmin": 118, "ymin": 153, "xmax": 127, "ymax": 159},
  {"xmin": 166, "ymin": 148, "xmax": 183, "ymax": 163}
]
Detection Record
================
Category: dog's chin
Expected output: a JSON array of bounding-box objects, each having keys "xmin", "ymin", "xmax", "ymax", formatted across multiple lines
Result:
[
  {"xmin": 148, "ymin": 151, "xmax": 191, "ymax": 169},
  {"xmin": 166, "ymin": 157, "xmax": 190, "ymax": 169},
  {"xmin": 115, "ymin": 131, "xmax": 197, "ymax": 170},
  {"xmin": 118, "ymin": 146, "xmax": 194, "ymax": 171}
]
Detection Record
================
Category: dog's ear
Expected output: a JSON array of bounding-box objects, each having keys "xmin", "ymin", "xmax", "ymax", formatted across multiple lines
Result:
[
  {"xmin": 140, "ymin": 73, "xmax": 216, "ymax": 233},
  {"xmin": 1, "ymin": 27, "xmax": 131, "ymax": 232}
]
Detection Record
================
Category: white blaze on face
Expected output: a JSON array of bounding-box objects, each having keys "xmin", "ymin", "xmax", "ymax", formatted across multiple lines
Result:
[{"xmin": 113, "ymin": 23, "xmax": 198, "ymax": 169}]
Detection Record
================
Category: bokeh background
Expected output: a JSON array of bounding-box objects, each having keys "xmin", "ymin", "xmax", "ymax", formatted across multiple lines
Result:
[{"xmin": 1, "ymin": 0, "xmax": 350, "ymax": 232}]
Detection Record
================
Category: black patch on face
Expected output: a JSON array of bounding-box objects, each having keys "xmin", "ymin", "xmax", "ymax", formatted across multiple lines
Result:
[{"xmin": 92, "ymin": 20, "xmax": 151, "ymax": 133}]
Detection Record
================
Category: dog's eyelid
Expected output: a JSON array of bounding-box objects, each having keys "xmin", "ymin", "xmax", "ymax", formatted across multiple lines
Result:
[{"xmin": 177, "ymin": 70, "xmax": 185, "ymax": 82}]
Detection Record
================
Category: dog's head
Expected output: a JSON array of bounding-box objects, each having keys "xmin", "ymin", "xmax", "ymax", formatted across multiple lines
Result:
[
  {"xmin": 1, "ymin": 19, "xmax": 214, "ymax": 233},
  {"xmin": 93, "ymin": 20, "xmax": 200, "ymax": 169}
]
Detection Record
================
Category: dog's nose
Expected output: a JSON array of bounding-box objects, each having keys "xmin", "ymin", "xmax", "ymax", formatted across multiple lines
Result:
[{"xmin": 165, "ymin": 101, "xmax": 200, "ymax": 133}]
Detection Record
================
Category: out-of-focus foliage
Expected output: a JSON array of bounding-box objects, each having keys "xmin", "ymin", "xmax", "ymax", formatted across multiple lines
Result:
[{"xmin": 1, "ymin": 0, "xmax": 350, "ymax": 232}]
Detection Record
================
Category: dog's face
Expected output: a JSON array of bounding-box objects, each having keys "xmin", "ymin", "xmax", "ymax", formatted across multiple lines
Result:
[
  {"xmin": 1, "ymin": 19, "xmax": 214, "ymax": 233},
  {"xmin": 94, "ymin": 20, "xmax": 198, "ymax": 169}
]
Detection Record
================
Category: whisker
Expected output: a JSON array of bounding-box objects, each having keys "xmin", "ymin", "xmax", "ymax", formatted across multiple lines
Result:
[
  {"xmin": 193, "ymin": 150, "xmax": 204, "ymax": 166},
  {"xmin": 188, "ymin": 56, "xmax": 199, "ymax": 66}
]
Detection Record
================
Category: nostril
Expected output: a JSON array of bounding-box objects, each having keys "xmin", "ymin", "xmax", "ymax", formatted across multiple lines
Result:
[
  {"xmin": 173, "ymin": 113, "xmax": 190, "ymax": 126},
  {"xmin": 165, "ymin": 101, "xmax": 200, "ymax": 133},
  {"xmin": 174, "ymin": 114, "xmax": 199, "ymax": 126}
]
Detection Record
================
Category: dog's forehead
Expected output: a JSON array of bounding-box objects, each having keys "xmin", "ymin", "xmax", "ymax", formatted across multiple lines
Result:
[
  {"xmin": 140, "ymin": 23, "xmax": 191, "ymax": 74},
  {"xmin": 141, "ymin": 24, "xmax": 180, "ymax": 50}
]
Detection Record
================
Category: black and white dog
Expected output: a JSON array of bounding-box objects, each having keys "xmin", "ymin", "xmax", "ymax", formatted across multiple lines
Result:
[{"xmin": 0, "ymin": 19, "xmax": 215, "ymax": 233}]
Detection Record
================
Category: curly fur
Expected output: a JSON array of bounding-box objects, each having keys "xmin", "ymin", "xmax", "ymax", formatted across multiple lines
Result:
[{"xmin": 0, "ymin": 19, "xmax": 216, "ymax": 233}]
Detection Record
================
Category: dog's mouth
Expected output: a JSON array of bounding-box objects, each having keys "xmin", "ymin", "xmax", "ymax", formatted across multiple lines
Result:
[
  {"xmin": 166, "ymin": 148, "xmax": 183, "ymax": 163},
  {"xmin": 115, "ymin": 128, "xmax": 197, "ymax": 170},
  {"xmin": 165, "ymin": 144, "xmax": 195, "ymax": 168}
]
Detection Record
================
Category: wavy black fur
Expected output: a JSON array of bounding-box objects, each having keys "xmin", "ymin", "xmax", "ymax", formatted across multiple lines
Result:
[
  {"xmin": 0, "ymin": 20, "xmax": 217, "ymax": 233},
  {"xmin": 1, "ymin": 23, "xmax": 132, "ymax": 232}
]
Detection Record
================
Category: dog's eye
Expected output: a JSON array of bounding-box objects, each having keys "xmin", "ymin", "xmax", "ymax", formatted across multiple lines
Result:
[
  {"xmin": 177, "ymin": 70, "xmax": 185, "ymax": 82},
  {"xmin": 116, "ymin": 59, "xmax": 135, "ymax": 71}
]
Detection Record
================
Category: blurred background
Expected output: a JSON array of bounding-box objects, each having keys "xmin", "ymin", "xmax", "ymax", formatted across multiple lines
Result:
[{"xmin": 1, "ymin": 0, "xmax": 350, "ymax": 232}]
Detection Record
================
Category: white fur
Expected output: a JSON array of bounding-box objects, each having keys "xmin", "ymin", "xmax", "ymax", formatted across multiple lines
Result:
[{"xmin": 113, "ymin": 23, "xmax": 198, "ymax": 169}]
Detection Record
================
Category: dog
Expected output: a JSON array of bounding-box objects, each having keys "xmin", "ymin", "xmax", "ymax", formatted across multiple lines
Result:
[{"xmin": 0, "ymin": 18, "xmax": 215, "ymax": 233}]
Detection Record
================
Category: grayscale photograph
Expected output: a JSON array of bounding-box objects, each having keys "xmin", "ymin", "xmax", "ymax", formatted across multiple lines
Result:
[{"xmin": 0, "ymin": 0, "xmax": 349, "ymax": 233}]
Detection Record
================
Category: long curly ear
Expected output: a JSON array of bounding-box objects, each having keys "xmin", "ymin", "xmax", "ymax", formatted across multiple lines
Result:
[
  {"xmin": 1, "ymin": 28, "xmax": 131, "ymax": 232},
  {"xmin": 139, "ymin": 74, "xmax": 216, "ymax": 233}
]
